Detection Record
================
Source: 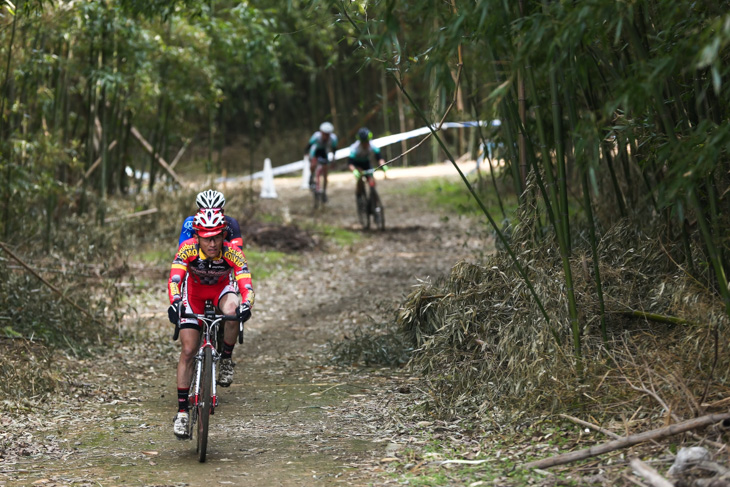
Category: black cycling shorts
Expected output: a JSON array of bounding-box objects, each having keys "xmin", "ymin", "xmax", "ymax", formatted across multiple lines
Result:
[
  {"xmin": 312, "ymin": 147, "xmax": 329, "ymax": 163},
  {"xmin": 349, "ymin": 158, "xmax": 371, "ymax": 171}
]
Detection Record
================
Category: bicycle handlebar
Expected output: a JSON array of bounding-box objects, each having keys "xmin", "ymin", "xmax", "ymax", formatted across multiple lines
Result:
[
  {"xmin": 172, "ymin": 312, "xmax": 241, "ymax": 341},
  {"xmin": 180, "ymin": 311, "xmax": 239, "ymax": 321},
  {"xmin": 358, "ymin": 164, "xmax": 388, "ymax": 175}
]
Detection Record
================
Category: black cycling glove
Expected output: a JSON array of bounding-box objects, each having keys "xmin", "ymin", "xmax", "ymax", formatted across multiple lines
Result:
[
  {"xmin": 168, "ymin": 298, "xmax": 181, "ymax": 325},
  {"xmin": 237, "ymin": 303, "xmax": 251, "ymax": 322}
]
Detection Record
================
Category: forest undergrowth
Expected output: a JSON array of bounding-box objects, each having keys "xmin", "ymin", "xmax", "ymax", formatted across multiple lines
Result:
[
  {"xmin": 325, "ymin": 178, "xmax": 730, "ymax": 485},
  {"xmin": 2, "ymin": 173, "xmax": 729, "ymax": 486},
  {"xmin": 396, "ymin": 212, "xmax": 730, "ymax": 427},
  {"xmin": 0, "ymin": 186, "xmax": 255, "ymax": 403}
]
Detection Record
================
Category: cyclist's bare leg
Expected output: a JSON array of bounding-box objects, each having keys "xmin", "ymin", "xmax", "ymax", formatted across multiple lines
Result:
[
  {"xmin": 356, "ymin": 177, "xmax": 366, "ymax": 197},
  {"xmin": 309, "ymin": 157, "xmax": 317, "ymax": 185},
  {"xmin": 177, "ymin": 328, "xmax": 201, "ymax": 390},
  {"xmin": 219, "ymin": 292, "xmax": 241, "ymax": 346},
  {"xmin": 322, "ymin": 165, "xmax": 329, "ymax": 192},
  {"xmin": 217, "ymin": 292, "xmax": 241, "ymax": 386},
  {"xmin": 309, "ymin": 157, "xmax": 317, "ymax": 175},
  {"xmin": 314, "ymin": 164, "xmax": 322, "ymax": 193}
]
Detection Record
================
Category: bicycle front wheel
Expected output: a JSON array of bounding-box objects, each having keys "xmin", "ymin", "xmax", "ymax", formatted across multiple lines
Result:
[
  {"xmin": 313, "ymin": 165, "xmax": 324, "ymax": 210},
  {"xmin": 356, "ymin": 193, "xmax": 369, "ymax": 229},
  {"xmin": 197, "ymin": 346, "xmax": 212, "ymax": 462},
  {"xmin": 371, "ymin": 189, "xmax": 385, "ymax": 231}
]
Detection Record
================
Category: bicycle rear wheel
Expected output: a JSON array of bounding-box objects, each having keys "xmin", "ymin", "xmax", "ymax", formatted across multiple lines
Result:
[
  {"xmin": 197, "ymin": 347, "xmax": 212, "ymax": 462},
  {"xmin": 370, "ymin": 189, "xmax": 385, "ymax": 231},
  {"xmin": 313, "ymin": 190, "xmax": 323, "ymax": 210},
  {"xmin": 356, "ymin": 193, "xmax": 369, "ymax": 229}
]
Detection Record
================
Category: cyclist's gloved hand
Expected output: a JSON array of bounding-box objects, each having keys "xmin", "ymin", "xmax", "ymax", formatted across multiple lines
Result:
[
  {"xmin": 352, "ymin": 169, "xmax": 361, "ymax": 179},
  {"xmin": 168, "ymin": 296, "xmax": 181, "ymax": 325},
  {"xmin": 237, "ymin": 302, "xmax": 252, "ymax": 322}
]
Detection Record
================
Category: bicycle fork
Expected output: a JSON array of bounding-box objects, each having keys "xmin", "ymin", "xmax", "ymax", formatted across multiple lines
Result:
[{"xmin": 191, "ymin": 344, "xmax": 220, "ymax": 413}]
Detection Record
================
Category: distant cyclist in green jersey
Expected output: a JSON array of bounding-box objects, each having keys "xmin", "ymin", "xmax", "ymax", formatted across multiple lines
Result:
[
  {"xmin": 307, "ymin": 122, "xmax": 338, "ymax": 201},
  {"xmin": 347, "ymin": 127, "xmax": 387, "ymax": 192}
]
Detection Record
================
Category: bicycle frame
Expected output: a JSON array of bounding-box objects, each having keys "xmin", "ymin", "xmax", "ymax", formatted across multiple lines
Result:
[
  {"xmin": 190, "ymin": 316, "xmax": 222, "ymax": 413},
  {"xmin": 312, "ymin": 157, "xmax": 329, "ymax": 209},
  {"xmin": 355, "ymin": 168, "xmax": 385, "ymax": 230},
  {"xmin": 179, "ymin": 301, "xmax": 240, "ymax": 462},
  {"xmin": 313, "ymin": 157, "xmax": 329, "ymax": 192}
]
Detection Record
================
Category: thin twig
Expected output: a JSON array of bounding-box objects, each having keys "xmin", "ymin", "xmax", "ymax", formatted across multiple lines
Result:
[
  {"xmin": 559, "ymin": 414, "xmax": 622, "ymax": 439},
  {"xmin": 629, "ymin": 458, "xmax": 673, "ymax": 487},
  {"xmin": 310, "ymin": 382, "xmax": 347, "ymax": 396}
]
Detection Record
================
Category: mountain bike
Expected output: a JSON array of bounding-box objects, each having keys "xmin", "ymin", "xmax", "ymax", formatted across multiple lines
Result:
[
  {"xmin": 312, "ymin": 156, "xmax": 329, "ymax": 210},
  {"xmin": 355, "ymin": 168, "xmax": 385, "ymax": 230},
  {"xmin": 173, "ymin": 300, "xmax": 244, "ymax": 462}
]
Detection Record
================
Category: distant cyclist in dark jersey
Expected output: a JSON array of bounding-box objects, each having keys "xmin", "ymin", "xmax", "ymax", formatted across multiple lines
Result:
[
  {"xmin": 307, "ymin": 122, "xmax": 338, "ymax": 200},
  {"xmin": 167, "ymin": 209, "xmax": 254, "ymax": 438},
  {"xmin": 178, "ymin": 190, "xmax": 243, "ymax": 249}
]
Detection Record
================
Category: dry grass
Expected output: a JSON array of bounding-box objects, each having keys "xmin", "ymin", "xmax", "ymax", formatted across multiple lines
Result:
[
  {"xmin": 328, "ymin": 320, "xmax": 412, "ymax": 367},
  {"xmin": 0, "ymin": 339, "xmax": 60, "ymax": 404},
  {"xmin": 397, "ymin": 210, "xmax": 730, "ymax": 426}
]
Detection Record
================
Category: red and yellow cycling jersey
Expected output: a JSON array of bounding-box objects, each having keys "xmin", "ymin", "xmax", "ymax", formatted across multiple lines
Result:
[{"xmin": 168, "ymin": 238, "xmax": 254, "ymax": 307}]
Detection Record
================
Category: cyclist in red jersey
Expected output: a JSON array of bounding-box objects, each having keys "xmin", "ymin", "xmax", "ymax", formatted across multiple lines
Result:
[
  {"xmin": 177, "ymin": 189, "xmax": 243, "ymax": 249},
  {"xmin": 167, "ymin": 209, "xmax": 254, "ymax": 438}
]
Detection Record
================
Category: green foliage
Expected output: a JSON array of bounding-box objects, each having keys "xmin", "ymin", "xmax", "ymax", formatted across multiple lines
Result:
[
  {"xmin": 316, "ymin": 224, "xmax": 361, "ymax": 248},
  {"xmin": 407, "ymin": 176, "xmax": 518, "ymax": 219},
  {"xmin": 245, "ymin": 249, "xmax": 300, "ymax": 281},
  {"xmin": 336, "ymin": 0, "xmax": 730, "ymax": 364}
]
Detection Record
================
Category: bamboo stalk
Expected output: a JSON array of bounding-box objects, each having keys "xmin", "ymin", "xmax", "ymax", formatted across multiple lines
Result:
[
  {"xmin": 601, "ymin": 142, "xmax": 627, "ymax": 218},
  {"xmin": 617, "ymin": 310, "xmax": 703, "ymax": 328},
  {"xmin": 688, "ymin": 188, "xmax": 730, "ymax": 316},
  {"xmin": 463, "ymin": 65, "xmax": 506, "ymax": 218},
  {"xmin": 524, "ymin": 66, "xmax": 560, "ymax": 233},
  {"xmin": 544, "ymin": 36, "xmax": 581, "ymax": 362},
  {"xmin": 549, "ymin": 61, "xmax": 570, "ymax": 250},
  {"xmin": 482, "ymin": 43, "xmax": 522, "ymax": 198},
  {"xmin": 76, "ymin": 140, "xmax": 117, "ymax": 186},
  {"xmin": 169, "ymin": 138, "xmax": 192, "ymax": 170},
  {"xmin": 583, "ymin": 170, "xmax": 607, "ymax": 343},
  {"xmin": 392, "ymin": 74, "xmax": 555, "ymax": 335}
]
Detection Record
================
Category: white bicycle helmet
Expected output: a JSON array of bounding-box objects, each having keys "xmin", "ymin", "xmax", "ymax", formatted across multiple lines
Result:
[
  {"xmin": 193, "ymin": 209, "xmax": 226, "ymax": 238},
  {"xmin": 319, "ymin": 122, "xmax": 335, "ymax": 134},
  {"xmin": 196, "ymin": 189, "xmax": 226, "ymax": 209}
]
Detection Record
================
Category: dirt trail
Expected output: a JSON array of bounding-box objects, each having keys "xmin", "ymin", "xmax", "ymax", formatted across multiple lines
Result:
[{"xmin": 1, "ymin": 163, "xmax": 489, "ymax": 486}]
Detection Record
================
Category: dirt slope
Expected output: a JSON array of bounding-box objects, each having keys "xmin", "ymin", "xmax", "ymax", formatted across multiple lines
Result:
[{"xmin": 0, "ymin": 162, "xmax": 489, "ymax": 486}]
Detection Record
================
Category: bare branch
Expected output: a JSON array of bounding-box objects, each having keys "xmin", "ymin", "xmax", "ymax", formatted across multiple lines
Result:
[{"xmin": 524, "ymin": 413, "xmax": 730, "ymax": 470}]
